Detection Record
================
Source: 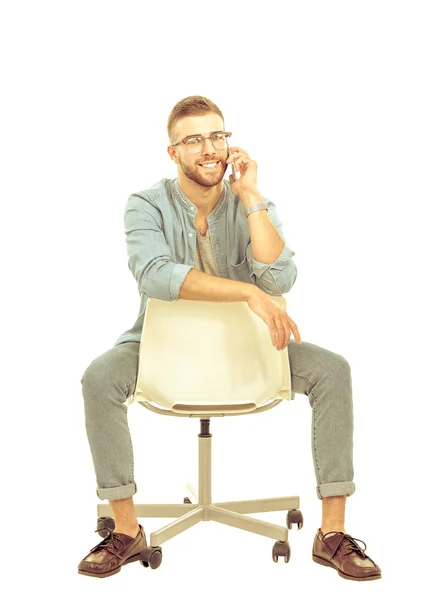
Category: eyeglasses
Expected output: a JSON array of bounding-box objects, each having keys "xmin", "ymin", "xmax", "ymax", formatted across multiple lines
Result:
[{"xmin": 171, "ymin": 131, "xmax": 232, "ymax": 154}]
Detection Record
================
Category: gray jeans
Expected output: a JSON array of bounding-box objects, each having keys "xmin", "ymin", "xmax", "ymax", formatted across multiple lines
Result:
[{"xmin": 81, "ymin": 340, "xmax": 355, "ymax": 501}]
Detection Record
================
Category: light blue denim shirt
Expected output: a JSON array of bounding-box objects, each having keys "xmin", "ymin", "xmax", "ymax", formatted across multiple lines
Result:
[{"xmin": 113, "ymin": 177, "xmax": 297, "ymax": 346}]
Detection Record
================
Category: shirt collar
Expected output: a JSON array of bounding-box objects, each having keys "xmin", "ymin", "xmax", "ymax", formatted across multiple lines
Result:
[{"xmin": 174, "ymin": 178, "xmax": 228, "ymax": 220}]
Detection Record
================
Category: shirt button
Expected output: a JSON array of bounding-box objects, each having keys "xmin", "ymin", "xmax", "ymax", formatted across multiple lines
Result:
[{"xmin": 188, "ymin": 233, "xmax": 193, "ymax": 237}]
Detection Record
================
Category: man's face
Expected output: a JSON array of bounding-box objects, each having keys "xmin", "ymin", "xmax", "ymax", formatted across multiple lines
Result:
[{"xmin": 171, "ymin": 113, "xmax": 229, "ymax": 188}]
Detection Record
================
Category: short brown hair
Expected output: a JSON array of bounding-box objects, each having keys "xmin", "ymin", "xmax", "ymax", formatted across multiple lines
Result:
[{"xmin": 167, "ymin": 95, "xmax": 224, "ymax": 145}]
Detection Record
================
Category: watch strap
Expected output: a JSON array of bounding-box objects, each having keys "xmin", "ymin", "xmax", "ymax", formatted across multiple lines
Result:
[{"xmin": 244, "ymin": 202, "xmax": 268, "ymax": 218}]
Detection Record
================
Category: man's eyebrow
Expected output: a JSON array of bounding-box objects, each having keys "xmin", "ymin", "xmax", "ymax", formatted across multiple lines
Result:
[{"xmin": 185, "ymin": 130, "xmax": 225, "ymax": 137}]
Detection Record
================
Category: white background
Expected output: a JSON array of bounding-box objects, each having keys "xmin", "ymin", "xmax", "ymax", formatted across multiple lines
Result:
[{"xmin": 1, "ymin": 0, "xmax": 445, "ymax": 597}]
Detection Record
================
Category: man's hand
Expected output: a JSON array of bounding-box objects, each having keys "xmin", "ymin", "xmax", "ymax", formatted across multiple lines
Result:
[
  {"xmin": 227, "ymin": 146, "xmax": 258, "ymax": 196},
  {"xmin": 247, "ymin": 289, "xmax": 301, "ymax": 350}
]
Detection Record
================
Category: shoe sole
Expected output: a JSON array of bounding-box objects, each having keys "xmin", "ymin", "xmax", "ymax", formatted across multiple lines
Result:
[
  {"xmin": 312, "ymin": 554, "xmax": 381, "ymax": 581},
  {"xmin": 78, "ymin": 552, "xmax": 141, "ymax": 578}
]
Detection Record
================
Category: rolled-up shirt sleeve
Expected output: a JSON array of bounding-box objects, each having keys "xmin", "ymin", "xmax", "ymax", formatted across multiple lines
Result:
[
  {"xmin": 124, "ymin": 194, "xmax": 193, "ymax": 301},
  {"xmin": 245, "ymin": 197, "xmax": 297, "ymax": 295}
]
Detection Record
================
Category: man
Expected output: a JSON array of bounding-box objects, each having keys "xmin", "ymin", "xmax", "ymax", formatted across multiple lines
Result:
[{"xmin": 78, "ymin": 95, "xmax": 381, "ymax": 581}]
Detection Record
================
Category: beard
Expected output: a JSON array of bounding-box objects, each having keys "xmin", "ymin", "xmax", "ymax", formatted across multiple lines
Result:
[{"xmin": 178, "ymin": 157, "xmax": 229, "ymax": 188}]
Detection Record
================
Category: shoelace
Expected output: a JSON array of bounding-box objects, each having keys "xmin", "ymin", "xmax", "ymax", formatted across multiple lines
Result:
[
  {"xmin": 322, "ymin": 532, "xmax": 372, "ymax": 562},
  {"xmin": 89, "ymin": 522, "xmax": 127, "ymax": 559}
]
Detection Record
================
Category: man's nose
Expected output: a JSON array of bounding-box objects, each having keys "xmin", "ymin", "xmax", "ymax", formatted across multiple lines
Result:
[{"xmin": 202, "ymin": 137, "xmax": 216, "ymax": 153}]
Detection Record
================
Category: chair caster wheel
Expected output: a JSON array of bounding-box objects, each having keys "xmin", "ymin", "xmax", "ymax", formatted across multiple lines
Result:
[
  {"xmin": 286, "ymin": 509, "xmax": 304, "ymax": 530},
  {"xmin": 96, "ymin": 517, "xmax": 115, "ymax": 538},
  {"xmin": 272, "ymin": 540, "xmax": 291, "ymax": 563},
  {"xmin": 140, "ymin": 546, "xmax": 163, "ymax": 569}
]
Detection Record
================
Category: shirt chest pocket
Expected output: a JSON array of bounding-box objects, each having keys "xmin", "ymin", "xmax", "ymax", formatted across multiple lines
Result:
[{"xmin": 227, "ymin": 256, "xmax": 255, "ymax": 285}]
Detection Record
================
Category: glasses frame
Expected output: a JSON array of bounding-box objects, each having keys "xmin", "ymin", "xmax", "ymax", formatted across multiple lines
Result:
[{"xmin": 171, "ymin": 131, "xmax": 232, "ymax": 154}]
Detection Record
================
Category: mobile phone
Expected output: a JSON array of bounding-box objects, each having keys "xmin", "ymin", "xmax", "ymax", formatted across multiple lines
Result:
[{"xmin": 228, "ymin": 149, "xmax": 237, "ymax": 180}]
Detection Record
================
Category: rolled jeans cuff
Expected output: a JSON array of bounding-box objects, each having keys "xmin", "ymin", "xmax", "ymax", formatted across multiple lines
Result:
[
  {"xmin": 96, "ymin": 482, "xmax": 138, "ymax": 501},
  {"xmin": 316, "ymin": 481, "xmax": 355, "ymax": 500}
]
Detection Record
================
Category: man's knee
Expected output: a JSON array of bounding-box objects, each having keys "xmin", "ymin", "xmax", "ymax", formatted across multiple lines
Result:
[
  {"xmin": 80, "ymin": 345, "xmax": 139, "ymax": 400},
  {"xmin": 326, "ymin": 354, "xmax": 352, "ymax": 391},
  {"xmin": 80, "ymin": 358, "xmax": 109, "ymax": 394}
]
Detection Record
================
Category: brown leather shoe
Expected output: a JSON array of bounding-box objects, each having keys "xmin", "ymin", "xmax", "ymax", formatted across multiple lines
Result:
[
  {"xmin": 78, "ymin": 523, "xmax": 147, "ymax": 578},
  {"xmin": 312, "ymin": 528, "xmax": 382, "ymax": 581}
]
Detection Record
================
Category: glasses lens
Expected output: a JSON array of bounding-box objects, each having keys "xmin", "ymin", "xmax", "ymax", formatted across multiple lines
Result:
[
  {"xmin": 211, "ymin": 133, "xmax": 228, "ymax": 150},
  {"xmin": 185, "ymin": 133, "xmax": 228, "ymax": 154}
]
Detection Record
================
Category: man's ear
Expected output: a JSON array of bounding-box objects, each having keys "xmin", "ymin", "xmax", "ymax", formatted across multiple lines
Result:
[{"xmin": 167, "ymin": 146, "xmax": 178, "ymax": 163}]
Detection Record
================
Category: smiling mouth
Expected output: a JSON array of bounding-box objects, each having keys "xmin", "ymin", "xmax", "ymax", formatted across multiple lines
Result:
[{"xmin": 199, "ymin": 161, "xmax": 220, "ymax": 170}]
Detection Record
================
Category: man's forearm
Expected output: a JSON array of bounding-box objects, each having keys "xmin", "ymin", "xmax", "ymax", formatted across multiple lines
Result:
[
  {"xmin": 179, "ymin": 268, "xmax": 260, "ymax": 302},
  {"xmin": 241, "ymin": 189, "xmax": 285, "ymax": 264}
]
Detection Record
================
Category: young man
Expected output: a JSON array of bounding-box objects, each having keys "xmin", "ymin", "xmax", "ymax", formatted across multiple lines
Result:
[{"xmin": 78, "ymin": 95, "xmax": 381, "ymax": 581}]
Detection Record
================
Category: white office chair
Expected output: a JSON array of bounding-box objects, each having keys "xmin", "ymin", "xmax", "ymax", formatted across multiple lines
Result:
[{"xmin": 97, "ymin": 295, "xmax": 303, "ymax": 569}]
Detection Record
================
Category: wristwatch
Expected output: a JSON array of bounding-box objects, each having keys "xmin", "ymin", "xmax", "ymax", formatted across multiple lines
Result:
[{"xmin": 244, "ymin": 202, "xmax": 268, "ymax": 218}]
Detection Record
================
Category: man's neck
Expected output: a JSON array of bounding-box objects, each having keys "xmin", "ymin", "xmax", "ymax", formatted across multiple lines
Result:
[{"xmin": 177, "ymin": 172, "xmax": 224, "ymax": 217}]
